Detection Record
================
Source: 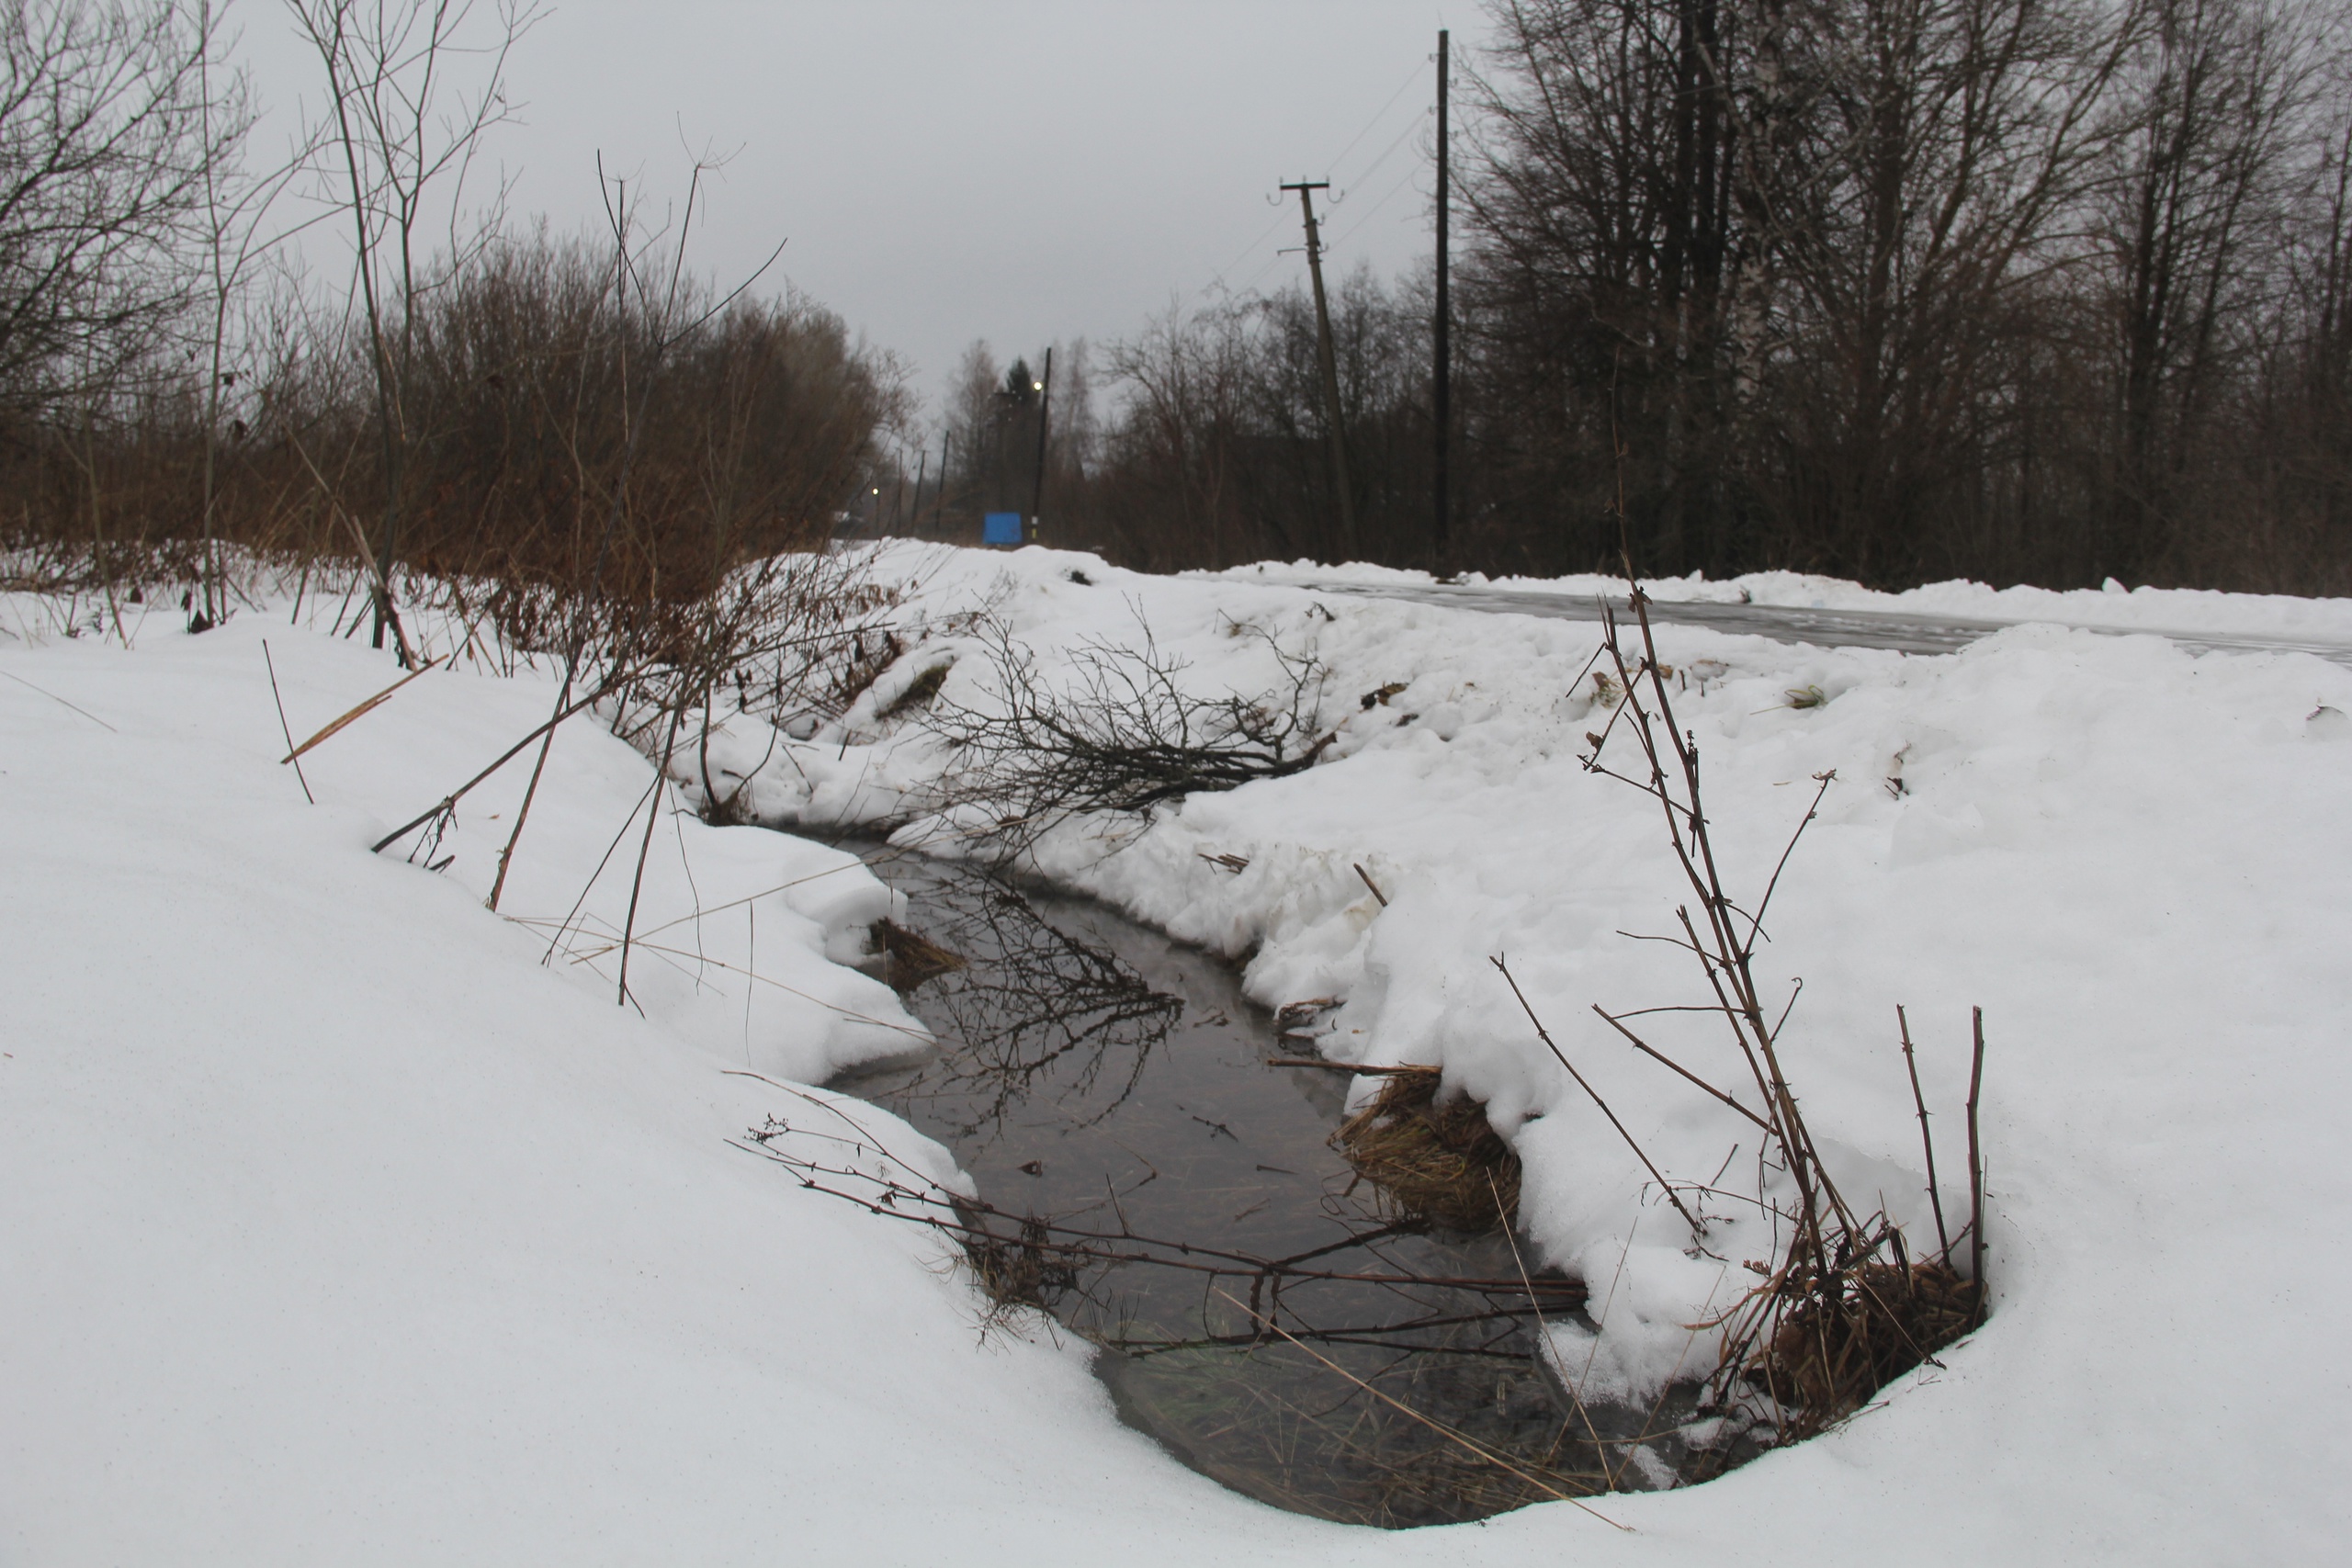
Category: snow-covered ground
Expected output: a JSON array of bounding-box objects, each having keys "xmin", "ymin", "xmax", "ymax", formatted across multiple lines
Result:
[
  {"xmin": 1234, "ymin": 555, "xmax": 2352, "ymax": 642},
  {"xmin": 7, "ymin": 547, "xmax": 2348, "ymax": 1562}
]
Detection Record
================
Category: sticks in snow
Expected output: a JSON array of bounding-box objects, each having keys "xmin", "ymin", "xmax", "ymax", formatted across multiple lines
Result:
[{"xmin": 1503, "ymin": 581, "xmax": 1993, "ymax": 1450}]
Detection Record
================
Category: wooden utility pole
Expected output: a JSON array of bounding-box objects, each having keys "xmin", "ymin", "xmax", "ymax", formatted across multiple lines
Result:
[
  {"xmin": 1283, "ymin": 179, "xmax": 1357, "ymax": 560},
  {"xmin": 933, "ymin": 430, "xmax": 951, "ymax": 529},
  {"xmin": 1433, "ymin": 28, "xmax": 1451, "ymax": 570},
  {"xmin": 1028, "ymin": 345, "xmax": 1053, "ymax": 539}
]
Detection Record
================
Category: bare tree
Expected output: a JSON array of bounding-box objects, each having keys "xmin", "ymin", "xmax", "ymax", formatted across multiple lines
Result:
[
  {"xmin": 186, "ymin": 1, "xmax": 333, "ymax": 627},
  {"xmin": 2095, "ymin": 0, "xmax": 2332, "ymax": 579},
  {"xmin": 287, "ymin": 0, "xmax": 540, "ymax": 661},
  {"xmin": 0, "ymin": 0, "xmax": 246, "ymax": 422}
]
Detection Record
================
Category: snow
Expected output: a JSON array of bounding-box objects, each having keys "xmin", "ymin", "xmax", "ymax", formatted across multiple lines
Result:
[
  {"xmin": 1227, "ymin": 555, "xmax": 2352, "ymax": 643},
  {"xmin": 8, "ymin": 549, "xmax": 2350, "ymax": 1562}
]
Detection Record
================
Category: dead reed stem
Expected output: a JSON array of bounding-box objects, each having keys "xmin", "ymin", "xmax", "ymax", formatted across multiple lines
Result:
[
  {"xmin": 279, "ymin": 654, "xmax": 444, "ymax": 764},
  {"xmin": 1493, "ymin": 955, "xmax": 1706, "ymax": 1235},
  {"xmin": 1489, "ymin": 1171, "xmax": 1623, "ymax": 1490},
  {"xmin": 369, "ymin": 683, "xmax": 614, "ymax": 853},
  {"xmin": 1899, "ymin": 1005, "xmax": 1951, "ymax": 1259},
  {"xmin": 0, "ymin": 668, "xmax": 116, "ymax": 732},
  {"xmin": 1968, "ymin": 1006, "xmax": 1987, "ymax": 1323},
  {"xmin": 261, "ymin": 640, "xmax": 314, "ymax": 805},
  {"xmin": 616, "ymin": 703, "xmax": 685, "ymax": 1007},
  {"xmin": 1206, "ymin": 1287, "xmax": 1632, "ymax": 1531}
]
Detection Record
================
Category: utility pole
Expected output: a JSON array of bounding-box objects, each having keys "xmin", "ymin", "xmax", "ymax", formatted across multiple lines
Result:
[
  {"xmin": 1433, "ymin": 28, "xmax": 1451, "ymax": 570},
  {"xmin": 1283, "ymin": 179, "xmax": 1358, "ymax": 561},
  {"xmin": 933, "ymin": 430, "xmax": 951, "ymax": 530},
  {"xmin": 910, "ymin": 448, "xmax": 927, "ymax": 536},
  {"xmin": 1028, "ymin": 345, "xmax": 1053, "ymax": 540}
]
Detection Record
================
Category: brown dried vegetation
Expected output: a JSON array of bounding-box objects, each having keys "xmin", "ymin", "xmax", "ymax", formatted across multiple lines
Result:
[
  {"xmin": 1331, "ymin": 1066, "xmax": 1521, "ymax": 1234},
  {"xmin": 869, "ymin": 918, "xmax": 967, "ymax": 991},
  {"xmin": 1742, "ymin": 1260, "xmax": 1983, "ymax": 1413}
]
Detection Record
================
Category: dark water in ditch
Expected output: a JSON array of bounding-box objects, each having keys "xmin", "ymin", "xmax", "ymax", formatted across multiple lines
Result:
[{"xmin": 823, "ymin": 843, "xmax": 1724, "ymax": 1529}]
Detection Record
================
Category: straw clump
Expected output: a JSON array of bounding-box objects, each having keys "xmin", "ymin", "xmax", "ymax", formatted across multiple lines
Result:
[
  {"xmin": 964, "ymin": 1213, "xmax": 1080, "ymax": 1314},
  {"xmin": 875, "ymin": 660, "xmax": 953, "ymax": 720},
  {"xmin": 871, "ymin": 919, "xmax": 967, "ymax": 990},
  {"xmin": 1741, "ymin": 1258, "xmax": 1983, "ymax": 1415},
  {"xmin": 1332, "ymin": 1066, "xmax": 1521, "ymax": 1234}
]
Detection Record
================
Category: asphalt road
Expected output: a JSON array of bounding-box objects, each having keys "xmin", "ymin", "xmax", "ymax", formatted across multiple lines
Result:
[{"xmin": 1296, "ymin": 579, "xmax": 2352, "ymax": 667}]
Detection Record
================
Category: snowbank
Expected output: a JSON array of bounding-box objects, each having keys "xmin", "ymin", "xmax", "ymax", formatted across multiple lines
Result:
[
  {"xmin": 1226, "ymin": 555, "xmax": 2352, "ymax": 643},
  {"xmin": 6, "ymin": 556, "xmax": 2348, "ymax": 1562},
  {"xmin": 0, "ymin": 609, "xmax": 1294, "ymax": 1563},
  {"xmin": 733, "ymin": 542, "xmax": 2352, "ymax": 1559}
]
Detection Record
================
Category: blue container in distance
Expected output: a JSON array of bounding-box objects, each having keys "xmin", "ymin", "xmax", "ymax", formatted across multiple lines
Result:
[{"xmin": 982, "ymin": 512, "xmax": 1024, "ymax": 546}]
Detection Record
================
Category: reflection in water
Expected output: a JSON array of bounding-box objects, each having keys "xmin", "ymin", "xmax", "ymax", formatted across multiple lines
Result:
[
  {"xmin": 876, "ymin": 874, "xmax": 1182, "ymax": 1146},
  {"xmin": 825, "ymin": 843, "xmax": 1737, "ymax": 1529}
]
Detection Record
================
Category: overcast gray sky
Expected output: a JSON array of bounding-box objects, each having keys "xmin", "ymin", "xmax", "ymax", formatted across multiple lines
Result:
[{"xmin": 236, "ymin": 0, "xmax": 1487, "ymax": 424}]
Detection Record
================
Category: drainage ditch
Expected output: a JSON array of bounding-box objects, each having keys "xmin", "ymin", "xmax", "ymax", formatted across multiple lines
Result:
[{"xmin": 823, "ymin": 842, "xmax": 1736, "ymax": 1528}]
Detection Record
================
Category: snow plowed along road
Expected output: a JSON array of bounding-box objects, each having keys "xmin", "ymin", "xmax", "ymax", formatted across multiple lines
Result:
[{"xmin": 1294, "ymin": 577, "xmax": 2352, "ymax": 664}]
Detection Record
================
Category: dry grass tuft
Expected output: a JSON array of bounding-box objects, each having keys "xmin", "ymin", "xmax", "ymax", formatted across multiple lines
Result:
[
  {"xmin": 1331, "ymin": 1066, "xmax": 1521, "ymax": 1234},
  {"xmin": 875, "ymin": 660, "xmax": 952, "ymax": 720},
  {"xmin": 871, "ymin": 918, "xmax": 967, "ymax": 991},
  {"xmin": 1741, "ymin": 1259, "xmax": 1982, "ymax": 1416},
  {"xmin": 963, "ymin": 1213, "xmax": 1080, "ymax": 1314}
]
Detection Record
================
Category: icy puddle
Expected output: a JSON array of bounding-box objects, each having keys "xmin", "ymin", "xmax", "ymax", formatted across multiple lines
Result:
[{"xmin": 823, "ymin": 843, "xmax": 1729, "ymax": 1528}]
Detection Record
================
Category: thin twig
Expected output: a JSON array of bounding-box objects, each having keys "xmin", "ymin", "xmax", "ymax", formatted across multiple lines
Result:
[
  {"xmin": 1205, "ymin": 1286, "xmax": 1632, "ymax": 1530},
  {"xmin": 262, "ymin": 641, "xmax": 313, "ymax": 805},
  {"xmin": 1494, "ymin": 957, "xmax": 1706, "ymax": 1236},
  {"xmin": 616, "ymin": 702, "xmax": 686, "ymax": 1007},
  {"xmin": 370, "ymin": 684, "xmax": 612, "ymax": 853},
  {"xmin": 1967, "ymin": 1006, "xmax": 1987, "ymax": 1321},
  {"xmin": 1590, "ymin": 1005, "xmax": 1769, "ymax": 1130},
  {"xmin": 1747, "ymin": 771, "xmax": 1837, "ymax": 946},
  {"xmin": 1897, "ymin": 1006, "xmax": 1951, "ymax": 1260},
  {"xmin": 0, "ymin": 667, "xmax": 116, "ymax": 731},
  {"xmin": 489, "ymin": 667, "xmax": 575, "ymax": 912}
]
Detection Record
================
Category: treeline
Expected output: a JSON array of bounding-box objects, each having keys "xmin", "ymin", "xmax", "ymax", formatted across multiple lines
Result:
[
  {"xmin": 892, "ymin": 279, "xmax": 1435, "ymax": 572},
  {"xmin": 970, "ymin": 0, "xmax": 2352, "ymax": 592},
  {"xmin": 11, "ymin": 229, "xmax": 901, "ymax": 587},
  {"xmin": 1, "ymin": 0, "xmax": 902, "ymax": 638},
  {"xmin": 14, "ymin": 0, "xmax": 2347, "ymax": 602}
]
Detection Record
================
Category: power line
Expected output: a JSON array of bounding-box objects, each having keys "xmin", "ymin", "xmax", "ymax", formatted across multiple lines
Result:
[
  {"xmin": 1197, "ymin": 58, "xmax": 1428, "ymax": 303},
  {"xmin": 1332, "ymin": 106, "xmax": 1430, "ymax": 205},
  {"xmin": 1238, "ymin": 239, "xmax": 1294, "ymax": 295},
  {"xmin": 1324, "ymin": 55, "xmax": 1430, "ymax": 177},
  {"xmin": 1191, "ymin": 51, "xmax": 1434, "ymax": 310},
  {"xmin": 1326, "ymin": 160, "xmax": 1426, "ymax": 254},
  {"xmin": 1204, "ymin": 208, "xmax": 1292, "ymax": 293}
]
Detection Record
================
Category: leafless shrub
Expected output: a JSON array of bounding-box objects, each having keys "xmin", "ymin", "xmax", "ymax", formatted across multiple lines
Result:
[
  {"xmin": 918, "ymin": 615, "xmax": 1333, "ymax": 857},
  {"xmin": 1504, "ymin": 585, "xmax": 1987, "ymax": 1455},
  {"xmin": 736, "ymin": 1111, "xmax": 1585, "ymax": 1337},
  {"xmin": 0, "ymin": 0, "xmax": 245, "ymax": 421}
]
